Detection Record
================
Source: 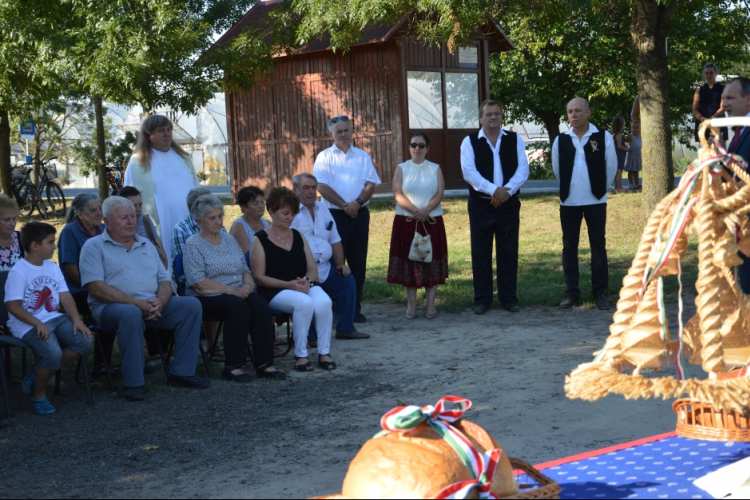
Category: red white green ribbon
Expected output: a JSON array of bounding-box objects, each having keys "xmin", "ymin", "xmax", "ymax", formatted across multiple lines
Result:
[{"xmin": 377, "ymin": 396, "xmax": 502, "ymax": 499}]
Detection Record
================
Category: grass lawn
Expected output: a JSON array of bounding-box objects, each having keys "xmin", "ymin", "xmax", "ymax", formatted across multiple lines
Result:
[{"xmin": 42, "ymin": 190, "xmax": 697, "ymax": 313}]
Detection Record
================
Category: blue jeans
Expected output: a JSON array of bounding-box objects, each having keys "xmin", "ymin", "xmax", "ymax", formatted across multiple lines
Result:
[
  {"xmin": 307, "ymin": 268, "xmax": 357, "ymax": 340},
  {"xmin": 22, "ymin": 315, "xmax": 92, "ymax": 371},
  {"xmin": 98, "ymin": 296, "xmax": 202, "ymax": 389}
]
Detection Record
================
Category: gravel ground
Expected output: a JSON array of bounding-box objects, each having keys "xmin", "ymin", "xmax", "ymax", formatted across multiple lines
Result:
[{"xmin": 0, "ymin": 300, "xmax": 691, "ymax": 498}]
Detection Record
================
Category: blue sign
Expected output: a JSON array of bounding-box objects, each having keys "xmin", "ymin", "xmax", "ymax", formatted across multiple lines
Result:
[{"xmin": 20, "ymin": 120, "xmax": 35, "ymax": 136}]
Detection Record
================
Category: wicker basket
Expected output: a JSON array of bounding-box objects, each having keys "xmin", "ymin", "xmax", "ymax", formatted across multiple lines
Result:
[
  {"xmin": 673, "ymin": 399, "xmax": 750, "ymax": 442},
  {"xmin": 507, "ymin": 458, "xmax": 561, "ymax": 499}
]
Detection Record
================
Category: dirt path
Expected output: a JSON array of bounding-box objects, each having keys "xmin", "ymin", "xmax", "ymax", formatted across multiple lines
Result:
[{"xmin": 0, "ymin": 301, "xmax": 689, "ymax": 498}]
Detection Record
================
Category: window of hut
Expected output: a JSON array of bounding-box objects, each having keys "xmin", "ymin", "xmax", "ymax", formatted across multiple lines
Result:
[
  {"xmin": 408, "ymin": 71, "xmax": 444, "ymax": 129},
  {"xmin": 446, "ymin": 73, "xmax": 479, "ymax": 129}
]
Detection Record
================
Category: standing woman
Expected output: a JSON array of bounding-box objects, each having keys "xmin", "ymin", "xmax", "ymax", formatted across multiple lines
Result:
[
  {"xmin": 693, "ymin": 63, "xmax": 728, "ymax": 144},
  {"xmin": 0, "ymin": 195, "xmax": 24, "ymax": 271},
  {"xmin": 229, "ymin": 186, "xmax": 270, "ymax": 255},
  {"xmin": 124, "ymin": 114, "xmax": 199, "ymax": 265},
  {"xmin": 388, "ymin": 132, "xmax": 448, "ymax": 319}
]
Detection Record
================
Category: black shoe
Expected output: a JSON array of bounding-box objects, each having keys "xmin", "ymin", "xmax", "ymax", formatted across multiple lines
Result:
[
  {"xmin": 168, "ymin": 374, "xmax": 210, "ymax": 389},
  {"xmin": 474, "ymin": 303, "xmax": 490, "ymax": 315},
  {"xmin": 594, "ymin": 293, "xmax": 610, "ymax": 310},
  {"xmin": 123, "ymin": 386, "xmax": 145, "ymax": 402},
  {"xmin": 221, "ymin": 367, "xmax": 253, "ymax": 383},
  {"xmin": 354, "ymin": 312, "xmax": 367, "ymax": 323},
  {"xmin": 143, "ymin": 363, "xmax": 156, "ymax": 375},
  {"xmin": 559, "ymin": 296, "xmax": 579, "ymax": 309},
  {"xmin": 335, "ymin": 330, "xmax": 370, "ymax": 340},
  {"xmin": 502, "ymin": 303, "xmax": 520, "ymax": 313},
  {"xmin": 257, "ymin": 369, "xmax": 287, "ymax": 381},
  {"xmin": 91, "ymin": 364, "xmax": 121, "ymax": 379}
]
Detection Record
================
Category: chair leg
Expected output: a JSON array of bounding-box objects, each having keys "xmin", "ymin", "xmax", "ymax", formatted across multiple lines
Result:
[
  {"xmin": 0, "ymin": 347, "xmax": 12, "ymax": 419},
  {"xmin": 152, "ymin": 329, "xmax": 171, "ymax": 380},
  {"xmin": 3, "ymin": 346, "xmax": 11, "ymax": 380},
  {"xmin": 80, "ymin": 355, "xmax": 93, "ymax": 407},
  {"xmin": 21, "ymin": 348, "xmax": 27, "ymax": 378},
  {"xmin": 95, "ymin": 326, "xmax": 115, "ymax": 393},
  {"xmin": 198, "ymin": 343, "xmax": 211, "ymax": 379},
  {"xmin": 54, "ymin": 370, "xmax": 61, "ymax": 396}
]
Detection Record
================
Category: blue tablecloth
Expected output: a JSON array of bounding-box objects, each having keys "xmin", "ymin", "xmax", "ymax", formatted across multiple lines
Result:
[{"xmin": 523, "ymin": 434, "xmax": 750, "ymax": 499}]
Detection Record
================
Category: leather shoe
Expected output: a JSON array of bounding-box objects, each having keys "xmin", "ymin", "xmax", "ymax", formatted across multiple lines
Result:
[
  {"xmin": 336, "ymin": 330, "xmax": 370, "ymax": 340},
  {"xmin": 168, "ymin": 374, "xmax": 210, "ymax": 389},
  {"xmin": 474, "ymin": 303, "xmax": 490, "ymax": 315},
  {"xmin": 502, "ymin": 303, "xmax": 520, "ymax": 313},
  {"xmin": 123, "ymin": 386, "xmax": 145, "ymax": 402},
  {"xmin": 559, "ymin": 296, "xmax": 579, "ymax": 309},
  {"xmin": 221, "ymin": 367, "xmax": 253, "ymax": 383},
  {"xmin": 594, "ymin": 293, "xmax": 610, "ymax": 310},
  {"xmin": 354, "ymin": 312, "xmax": 367, "ymax": 323}
]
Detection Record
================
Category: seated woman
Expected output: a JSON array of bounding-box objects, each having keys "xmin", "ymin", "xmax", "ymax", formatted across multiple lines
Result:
[
  {"xmin": 0, "ymin": 195, "xmax": 24, "ymax": 271},
  {"xmin": 58, "ymin": 194, "xmax": 112, "ymax": 374},
  {"xmin": 229, "ymin": 185, "xmax": 269, "ymax": 255},
  {"xmin": 183, "ymin": 194, "xmax": 285, "ymax": 382},
  {"xmin": 250, "ymin": 187, "xmax": 336, "ymax": 373}
]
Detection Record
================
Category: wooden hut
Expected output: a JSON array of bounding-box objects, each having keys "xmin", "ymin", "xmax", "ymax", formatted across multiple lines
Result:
[{"xmin": 214, "ymin": 0, "xmax": 514, "ymax": 194}]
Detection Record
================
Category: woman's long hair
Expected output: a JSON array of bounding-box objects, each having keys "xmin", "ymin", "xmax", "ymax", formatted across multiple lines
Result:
[{"xmin": 131, "ymin": 114, "xmax": 191, "ymax": 173}]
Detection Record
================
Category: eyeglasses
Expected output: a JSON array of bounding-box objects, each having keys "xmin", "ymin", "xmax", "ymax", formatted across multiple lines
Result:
[
  {"xmin": 410, "ymin": 143, "xmax": 427, "ymax": 149},
  {"xmin": 329, "ymin": 115, "xmax": 350, "ymax": 125}
]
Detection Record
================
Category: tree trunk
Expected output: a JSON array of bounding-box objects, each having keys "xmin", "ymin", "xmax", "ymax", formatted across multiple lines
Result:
[
  {"xmin": 537, "ymin": 110, "xmax": 561, "ymax": 149},
  {"xmin": 631, "ymin": 0, "xmax": 681, "ymax": 214},
  {"xmin": 33, "ymin": 129, "xmax": 41, "ymax": 187},
  {"xmin": 0, "ymin": 111, "xmax": 13, "ymax": 196},
  {"xmin": 94, "ymin": 95, "xmax": 108, "ymax": 200}
]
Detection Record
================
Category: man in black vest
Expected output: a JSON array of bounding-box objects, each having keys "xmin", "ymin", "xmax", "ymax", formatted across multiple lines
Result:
[
  {"xmin": 460, "ymin": 100, "xmax": 530, "ymax": 314},
  {"xmin": 552, "ymin": 97, "xmax": 617, "ymax": 310}
]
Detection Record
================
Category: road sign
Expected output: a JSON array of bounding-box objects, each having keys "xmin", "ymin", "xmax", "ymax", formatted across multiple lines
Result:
[{"xmin": 20, "ymin": 120, "xmax": 35, "ymax": 139}]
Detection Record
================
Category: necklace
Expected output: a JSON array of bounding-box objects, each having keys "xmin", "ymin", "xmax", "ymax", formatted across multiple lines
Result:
[{"xmin": 271, "ymin": 227, "xmax": 292, "ymax": 249}]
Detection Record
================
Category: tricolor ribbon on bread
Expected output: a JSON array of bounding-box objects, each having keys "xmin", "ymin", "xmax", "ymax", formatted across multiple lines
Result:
[{"xmin": 376, "ymin": 396, "xmax": 502, "ymax": 499}]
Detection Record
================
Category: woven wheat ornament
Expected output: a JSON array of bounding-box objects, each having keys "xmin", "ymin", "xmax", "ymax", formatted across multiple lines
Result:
[{"xmin": 565, "ymin": 121, "xmax": 750, "ymax": 413}]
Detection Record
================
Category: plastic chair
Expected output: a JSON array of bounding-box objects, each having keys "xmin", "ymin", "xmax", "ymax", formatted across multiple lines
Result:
[
  {"xmin": 244, "ymin": 251, "xmax": 292, "ymax": 358},
  {"xmin": 0, "ymin": 271, "xmax": 93, "ymax": 419}
]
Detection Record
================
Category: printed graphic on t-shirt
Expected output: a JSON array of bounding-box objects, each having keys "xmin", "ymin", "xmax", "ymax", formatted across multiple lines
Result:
[{"xmin": 22, "ymin": 277, "xmax": 60, "ymax": 314}]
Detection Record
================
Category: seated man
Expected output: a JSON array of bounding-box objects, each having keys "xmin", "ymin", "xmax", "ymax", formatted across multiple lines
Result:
[
  {"xmin": 291, "ymin": 173, "xmax": 369, "ymax": 340},
  {"xmin": 79, "ymin": 196, "xmax": 209, "ymax": 402}
]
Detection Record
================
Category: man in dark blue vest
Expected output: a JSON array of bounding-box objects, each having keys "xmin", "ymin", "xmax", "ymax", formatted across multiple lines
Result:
[
  {"xmin": 722, "ymin": 77, "xmax": 750, "ymax": 293},
  {"xmin": 552, "ymin": 97, "xmax": 617, "ymax": 310},
  {"xmin": 460, "ymin": 100, "xmax": 530, "ymax": 315}
]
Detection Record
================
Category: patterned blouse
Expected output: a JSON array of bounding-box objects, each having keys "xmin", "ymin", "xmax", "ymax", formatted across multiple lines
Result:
[
  {"xmin": 183, "ymin": 231, "xmax": 250, "ymax": 297},
  {"xmin": 0, "ymin": 231, "xmax": 25, "ymax": 271}
]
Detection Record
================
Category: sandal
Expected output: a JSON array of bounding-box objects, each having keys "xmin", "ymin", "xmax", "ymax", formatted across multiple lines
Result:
[
  {"xmin": 22, "ymin": 365, "xmax": 37, "ymax": 395},
  {"xmin": 294, "ymin": 356, "xmax": 314, "ymax": 372},
  {"xmin": 28, "ymin": 395, "xmax": 56, "ymax": 415},
  {"xmin": 318, "ymin": 355, "xmax": 337, "ymax": 371}
]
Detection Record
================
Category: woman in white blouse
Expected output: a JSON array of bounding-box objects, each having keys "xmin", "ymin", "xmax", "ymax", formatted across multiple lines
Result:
[
  {"xmin": 387, "ymin": 131, "xmax": 448, "ymax": 319},
  {"xmin": 124, "ymin": 114, "xmax": 199, "ymax": 265}
]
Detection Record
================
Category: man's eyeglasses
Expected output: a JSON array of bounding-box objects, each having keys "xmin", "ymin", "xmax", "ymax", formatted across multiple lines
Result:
[
  {"xmin": 410, "ymin": 143, "xmax": 427, "ymax": 149},
  {"xmin": 329, "ymin": 115, "xmax": 350, "ymax": 125}
]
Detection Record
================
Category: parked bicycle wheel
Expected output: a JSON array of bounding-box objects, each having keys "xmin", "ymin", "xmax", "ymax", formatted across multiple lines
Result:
[
  {"xmin": 46, "ymin": 183, "xmax": 66, "ymax": 217},
  {"xmin": 16, "ymin": 184, "xmax": 35, "ymax": 217}
]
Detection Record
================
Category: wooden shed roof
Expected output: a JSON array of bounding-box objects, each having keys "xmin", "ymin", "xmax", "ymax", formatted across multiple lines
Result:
[{"xmin": 212, "ymin": 0, "xmax": 514, "ymax": 55}]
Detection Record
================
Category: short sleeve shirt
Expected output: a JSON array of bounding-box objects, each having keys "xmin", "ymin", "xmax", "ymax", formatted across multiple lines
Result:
[
  {"xmin": 5, "ymin": 259, "xmax": 68, "ymax": 338},
  {"xmin": 79, "ymin": 229, "xmax": 169, "ymax": 322},
  {"xmin": 313, "ymin": 144, "xmax": 381, "ymax": 210},
  {"xmin": 290, "ymin": 202, "xmax": 341, "ymax": 283},
  {"xmin": 58, "ymin": 220, "xmax": 105, "ymax": 294},
  {"xmin": 183, "ymin": 232, "xmax": 249, "ymax": 297}
]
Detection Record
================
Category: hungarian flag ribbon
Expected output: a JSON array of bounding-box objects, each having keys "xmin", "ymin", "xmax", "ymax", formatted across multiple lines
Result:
[{"xmin": 435, "ymin": 449, "xmax": 503, "ymax": 499}]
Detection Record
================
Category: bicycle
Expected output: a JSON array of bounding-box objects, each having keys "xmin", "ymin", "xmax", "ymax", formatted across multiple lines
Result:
[
  {"xmin": 31, "ymin": 157, "xmax": 66, "ymax": 217},
  {"xmin": 105, "ymin": 159, "xmax": 126, "ymax": 195},
  {"xmin": 10, "ymin": 165, "xmax": 47, "ymax": 218}
]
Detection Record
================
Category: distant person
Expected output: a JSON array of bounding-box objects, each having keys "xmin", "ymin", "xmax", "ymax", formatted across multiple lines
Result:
[
  {"xmin": 388, "ymin": 131, "xmax": 448, "ymax": 319},
  {"xmin": 0, "ymin": 195, "xmax": 24, "ymax": 271},
  {"xmin": 623, "ymin": 120, "xmax": 642, "ymax": 190},
  {"xmin": 6, "ymin": 222, "xmax": 92, "ymax": 415},
  {"xmin": 722, "ymin": 77, "xmax": 750, "ymax": 293},
  {"xmin": 313, "ymin": 115, "xmax": 381, "ymax": 324},
  {"xmin": 611, "ymin": 116, "xmax": 630, "ymax": 192},
  {"xmin": 460, "ymin": 100, "xmax": 529, "ymax": 315},
  {"xmin": 124, "ymin": 114, "xmax": 200, "ymax": 265},
  {"xmin": 693, "ymin": 63, "xmax": 728, "ymax": 143},
  {"xmin": 229, "ymin": 186, "xmax": 269, "ymax": 255},
  {"xmin": 117, "ymin": 186, "xmax": 168, "ymax": 269},
  {"xmin": 552, "ymin": 97, "xmax": 617, "ymax": 310}
]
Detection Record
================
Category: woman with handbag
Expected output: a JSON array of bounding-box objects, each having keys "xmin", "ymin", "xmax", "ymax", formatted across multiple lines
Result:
[{"xmin": 387, "ymin": 131, "xmax": 448, "ymax": 319}]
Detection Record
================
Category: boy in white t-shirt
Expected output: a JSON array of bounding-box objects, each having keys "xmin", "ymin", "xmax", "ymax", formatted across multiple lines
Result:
[{"xmin": 5, "ymin": 222, "xmax": 92, "ymax": 415}]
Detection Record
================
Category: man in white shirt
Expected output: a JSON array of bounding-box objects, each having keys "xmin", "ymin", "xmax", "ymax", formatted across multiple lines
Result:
[
  {"xmin": 291, "ymin": 173, "xmax": 369, "ymax": 340},
  {"xmin": 552, "ymin": 97, "xmax": 618, "ymax": 310},
  {"xmin": 460, "ymin": 100, "xmax": 530, "ymax": 315},
  {"xmin": 313, "ymin": 116, "xmax": 381, "ymax": 323}
]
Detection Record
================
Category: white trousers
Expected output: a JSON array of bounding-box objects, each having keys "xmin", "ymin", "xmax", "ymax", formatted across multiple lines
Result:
[{"xmin": 269, "ymin": 287, "xmax": 333, "ymax": 358}]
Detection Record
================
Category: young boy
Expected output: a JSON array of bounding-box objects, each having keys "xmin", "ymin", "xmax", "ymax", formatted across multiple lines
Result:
[{"xmin": 5, "ymin": 222, "xmax": 92, "ymax": 415}]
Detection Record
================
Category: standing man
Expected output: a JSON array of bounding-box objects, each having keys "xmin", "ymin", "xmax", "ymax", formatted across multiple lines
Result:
[
  {"xmin": 552, "ymin": 97, "xmax": 617, "ymax": 310},
  {"xmin": 291, "ymin": 172, "xmax": 369, "ymax": 340},
  {"xmin": 460, "ymin": 100, "xmax": 530, "ymax": 314},
  {"xmin": 722, "ymin": 76, "xmax": 750, "ymax": 293},
  {"xmin": 314, "ymin": 116, "xmax": 381, "ymax": 323}
]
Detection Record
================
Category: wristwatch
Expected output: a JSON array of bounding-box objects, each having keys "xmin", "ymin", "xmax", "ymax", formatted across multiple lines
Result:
[{"xmin": 356, "ymin": 198, "xmax": 364, "ymax": 206}]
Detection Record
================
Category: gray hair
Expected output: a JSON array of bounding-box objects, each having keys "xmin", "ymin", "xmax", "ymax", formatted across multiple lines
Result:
[
  {"xmin": 327, "ymin": 115, "xmax": 353, "ymax": 132},
  {"xmin": 102, "ymin": 196, "xmax": 135, "ymax": 220},
  {"xmin": 66, "ymin": 193, "xmax": 100, "ymax": 223},
  {"xmin": 186, "ymin": 187, "xmax": 211, "ymax": 212},
  {"xmin": 704, "ymin": 63, "xmax": 719, "ymax": 75},
  {"xmin": 191, "ymin": 194, "xmax": 224, "ymax": 223},
  {"xmin": 568, "ymin": 97, "xmax": 590, "ymax": 111},
  {"xmin": 292, "ymin": 173, "xmax": 317, "ymax": 189}
]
